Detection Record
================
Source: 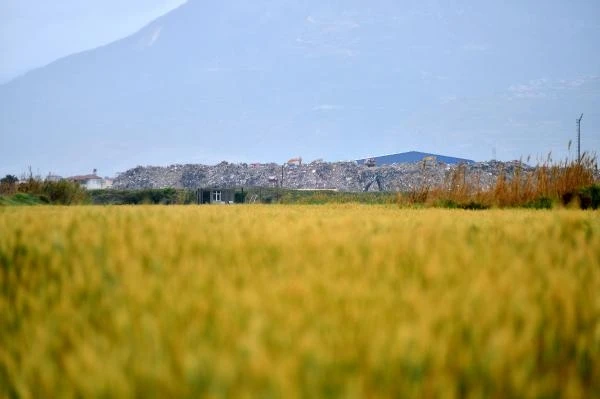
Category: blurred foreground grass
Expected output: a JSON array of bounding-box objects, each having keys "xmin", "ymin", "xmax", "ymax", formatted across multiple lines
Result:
[{"xmin": 1, "ymin": 205, "xmax": 599, "ymax": 398}]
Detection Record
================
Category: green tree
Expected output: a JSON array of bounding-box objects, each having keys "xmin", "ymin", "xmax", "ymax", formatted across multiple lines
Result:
[
  {"xmin": 0, "ymin": 174, "xmax": 19, "ymax": 195},
  {"xmin": 1, "ymin": 174, "xmax": 18, "ymax": 185}
]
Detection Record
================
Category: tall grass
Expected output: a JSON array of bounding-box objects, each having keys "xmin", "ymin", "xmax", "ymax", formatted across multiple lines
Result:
[
  {"xmin": 410, "ymin": 153, "xmax": 599, "ymax": 208},
  {"xmin": 1, "ymin": 206, "xmax": 599, "ymax": 397}
]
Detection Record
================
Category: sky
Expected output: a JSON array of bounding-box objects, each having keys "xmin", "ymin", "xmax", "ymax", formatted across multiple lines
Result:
[
  {"xmin": 0, "ymin": 0, "xmax": 599, "ymax": 177},
  {"xmin": 0, "ymin": 0, "xmax": 186, "ymax": 83}
]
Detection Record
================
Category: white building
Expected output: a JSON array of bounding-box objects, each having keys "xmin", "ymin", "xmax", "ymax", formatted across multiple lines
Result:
[{"xmin": 69, "ymin": 170, "xmax": 104, "ymax": 190}]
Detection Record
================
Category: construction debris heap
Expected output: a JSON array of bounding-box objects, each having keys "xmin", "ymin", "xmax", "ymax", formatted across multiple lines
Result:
[{"xmin": 113, "ymin": 160, "xmax": 532, "ymax": 192}]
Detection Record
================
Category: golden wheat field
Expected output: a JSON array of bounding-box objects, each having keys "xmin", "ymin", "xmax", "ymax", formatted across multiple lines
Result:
[{"xmin": 1, "ymin": 205, "xmax": 599, "ymax": 398}]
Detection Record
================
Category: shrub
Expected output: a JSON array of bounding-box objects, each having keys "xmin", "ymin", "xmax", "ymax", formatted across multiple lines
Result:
[
  {"xmin": 524, "ymin": 197, "xmax": 554, "ymax": 210},
  {"xmin": 562, "ymin": 185, "xmax": 600, "ymax": 210},
  {"xmin": 41, "ymin": 180, "xmax": 89, "ymax": 205},
  {"xmin": 435, "ymin": 199, "xmax": 489, "ymax": 210},
  {"xmin": 1, "ymin": 179, "xmax": 88, "ymax": 205},
  {"xmin": 89, "ymin": 189, "xmax": 194, "ymax": 205},
  {"xmin": 580, "ymin": 184, "xmax": 600, "ymax": 210}
]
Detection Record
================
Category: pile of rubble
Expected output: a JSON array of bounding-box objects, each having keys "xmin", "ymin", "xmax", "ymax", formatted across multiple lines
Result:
[{"xmin": 113, "ymin": 160, "xmax": 536, "ymax": 192}]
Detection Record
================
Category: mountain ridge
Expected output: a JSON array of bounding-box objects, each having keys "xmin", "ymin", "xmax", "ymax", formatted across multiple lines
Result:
[
  {"xmin": 2, "ymin": 0, "xmax": 427, "ymax": 176},
  {"xmin": 10, "ymin": 1, "xmax": 589, "ymax": 176}
]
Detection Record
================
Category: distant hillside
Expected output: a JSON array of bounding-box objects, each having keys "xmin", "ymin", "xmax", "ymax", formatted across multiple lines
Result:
[
  {"xmin": 2, "ymin": 0, "xmax": 591, "ymax": 177},
  {"xmin": 1, "ymin": 0, "xmax": 437, "ymax": 175},
  {"xmin": 357, "ymin": 151, "xmax": 474, "ymax": 166}
]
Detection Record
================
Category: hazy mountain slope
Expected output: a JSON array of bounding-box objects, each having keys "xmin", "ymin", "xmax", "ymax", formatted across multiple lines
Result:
[
  {"xmin": 1, "ymin": 0, "xmax": 401, "ymax": 174},
  {"xmin": 2, "ymin": 0, "xmax": 598, "ymax": 176}
]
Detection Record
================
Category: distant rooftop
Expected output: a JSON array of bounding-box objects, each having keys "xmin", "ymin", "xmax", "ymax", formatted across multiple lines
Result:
[
  {"xmin": 69, "ymin": 174, "xmax": 103, "ymax": 182},
  {"xmin": 357, "ymin": 151, "xmax": 474, "ymax": 166}
]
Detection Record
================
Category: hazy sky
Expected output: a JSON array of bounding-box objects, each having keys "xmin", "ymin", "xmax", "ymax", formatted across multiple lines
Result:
[
  {"xmin": 0, "ymin": 0, "xmax": 599, "ymax": 177},
  {"xmin": 0, "ymin": 0, "xmax": 186, "ymax": 83}
]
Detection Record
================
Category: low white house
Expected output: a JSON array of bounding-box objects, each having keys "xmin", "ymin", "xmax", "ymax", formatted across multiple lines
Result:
[{"xmin": 69, "ymin": 170, "xmax": 104, "ymax": 190}]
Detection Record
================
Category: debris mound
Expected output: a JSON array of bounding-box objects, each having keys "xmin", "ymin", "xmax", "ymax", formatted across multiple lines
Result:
[{"xmin": 114, "ymin": 160, "xmax": 534, "ymax": 192}]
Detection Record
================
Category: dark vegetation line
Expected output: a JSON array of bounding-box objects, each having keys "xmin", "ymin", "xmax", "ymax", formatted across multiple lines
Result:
[{"xmin": 1, "ymin": 155, "xmax": 599, "ymax": 209}]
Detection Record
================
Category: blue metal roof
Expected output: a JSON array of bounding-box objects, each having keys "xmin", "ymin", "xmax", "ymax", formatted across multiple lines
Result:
[{"xmin": 357, "ymin": 151, "xmax": 474, "ymax": 166}]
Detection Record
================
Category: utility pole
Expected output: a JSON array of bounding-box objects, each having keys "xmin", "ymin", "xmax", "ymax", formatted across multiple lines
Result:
[{"xmin": 576, "ymin": 113, "xmax": 583, "ymax": 162}]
